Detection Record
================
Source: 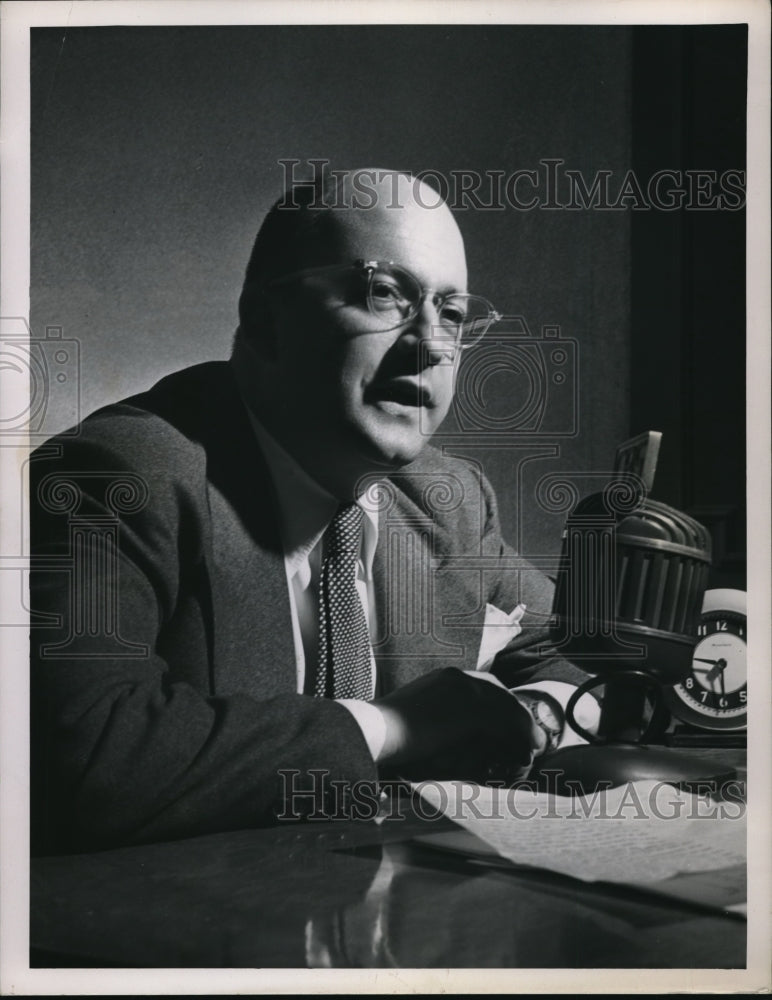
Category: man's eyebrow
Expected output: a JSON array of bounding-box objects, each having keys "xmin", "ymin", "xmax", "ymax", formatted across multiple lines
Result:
[
  {"xmin": 431, "ymin": 277, "xmax": 466, "ymax": 296},
  {"xmin": 402, "ymin": 260, "xmax": 465, "ymax": 295}
]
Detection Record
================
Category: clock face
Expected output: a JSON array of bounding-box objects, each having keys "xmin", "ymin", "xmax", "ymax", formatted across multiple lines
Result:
[{"xmin": 667, "ymin": 607, "xmax": 747, "ymax": 731}]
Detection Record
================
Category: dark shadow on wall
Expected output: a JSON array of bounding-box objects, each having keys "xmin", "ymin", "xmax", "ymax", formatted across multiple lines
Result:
[
  {"xmin": 630, "ymin": 25, "xmax": 747, "ymax": 589},
  {"xmin": 31, "ymin": 25, "xmax": 640, "ymax": 562}
]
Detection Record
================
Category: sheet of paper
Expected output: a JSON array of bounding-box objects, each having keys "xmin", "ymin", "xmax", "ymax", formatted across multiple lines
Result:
[{"xmin": 413, "ymin": 780, "xmax": 746, "ymax": 888}]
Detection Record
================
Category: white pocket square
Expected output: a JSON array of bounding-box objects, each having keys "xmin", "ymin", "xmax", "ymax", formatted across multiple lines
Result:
[{"xmin": 476, "ymin": 602, "xmax": 526, "ymax": 670}]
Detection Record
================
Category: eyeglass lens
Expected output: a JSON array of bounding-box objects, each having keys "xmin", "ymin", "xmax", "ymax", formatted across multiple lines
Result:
[{"xmin": 365, "ymin": 264, "xmax": 493, "ymax": 347}]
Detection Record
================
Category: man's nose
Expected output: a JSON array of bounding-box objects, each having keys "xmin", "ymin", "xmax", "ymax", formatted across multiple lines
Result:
[{"xmin": 396, "ymin": 299, "xmax": 456, "ymax": 367}]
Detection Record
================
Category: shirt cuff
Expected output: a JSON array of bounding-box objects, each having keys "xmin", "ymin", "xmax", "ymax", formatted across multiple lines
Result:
[
  {"xmin": 337, "ymin": 699, "xmax": 389, "ymax": 762},
  {"xmin": 512, "ymin": 680, "xmax": 601, "ymax": 748}
]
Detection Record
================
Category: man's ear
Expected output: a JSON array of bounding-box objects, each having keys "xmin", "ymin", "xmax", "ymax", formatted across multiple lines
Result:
[{"xmin": 237, "ymin": 286, "xmax": 280, "ymax": 361}]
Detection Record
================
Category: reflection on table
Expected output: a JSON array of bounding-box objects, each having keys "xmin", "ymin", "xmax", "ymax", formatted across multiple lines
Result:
[{"xmin": 32, "ymin": 756, "xmax": 746, "ymax": 969}]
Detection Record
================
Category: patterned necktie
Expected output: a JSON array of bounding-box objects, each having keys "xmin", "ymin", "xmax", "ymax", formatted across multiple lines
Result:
[{"xmin": 314, "ymin": 502, "xmax": 373, "ymax": 700}]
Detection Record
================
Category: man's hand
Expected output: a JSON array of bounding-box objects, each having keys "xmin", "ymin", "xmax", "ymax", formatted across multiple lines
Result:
[{"xmin": 373, "ymin": 667, "xmax": 546, "ymax": 783}]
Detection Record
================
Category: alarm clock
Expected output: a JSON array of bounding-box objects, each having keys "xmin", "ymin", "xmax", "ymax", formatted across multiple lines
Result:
[{"xmin": 664, "ymin": 588, "xmax": 747, "ymax": 738}]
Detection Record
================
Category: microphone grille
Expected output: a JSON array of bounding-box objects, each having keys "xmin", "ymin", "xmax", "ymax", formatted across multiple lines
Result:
[{"xmin": 551, "ymin": 495, "xmax": 712, "ymax": 679}]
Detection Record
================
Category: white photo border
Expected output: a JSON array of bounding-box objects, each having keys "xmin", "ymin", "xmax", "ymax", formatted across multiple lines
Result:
[{"xmin": 1, "ymin": 0, "xmax": 769, "ymax": 994}]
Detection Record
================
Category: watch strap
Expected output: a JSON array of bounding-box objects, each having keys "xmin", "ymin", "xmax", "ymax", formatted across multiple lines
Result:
[{"xmin": 513, "ymin": 690, "xmax": 565, "ymax": 754}]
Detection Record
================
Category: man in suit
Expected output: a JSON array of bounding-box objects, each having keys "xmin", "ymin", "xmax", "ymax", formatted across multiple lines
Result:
[{"xmin": 31, "ymin": 170, "xmax": 589, "ymax": 853}]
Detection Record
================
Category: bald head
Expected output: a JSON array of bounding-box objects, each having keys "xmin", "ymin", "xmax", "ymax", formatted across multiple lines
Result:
[
  {"xmin": 315, "ymin": 172, "xmax": 466, "ymax": 277},
  {"xmin": 238, "ymin": 169, "xmax": 466, "ymax": 339}
]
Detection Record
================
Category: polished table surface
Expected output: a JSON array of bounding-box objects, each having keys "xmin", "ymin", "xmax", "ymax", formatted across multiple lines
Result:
[{"xmin": 31, "ymin": 750, "xmax": 746, "ymax": 969}]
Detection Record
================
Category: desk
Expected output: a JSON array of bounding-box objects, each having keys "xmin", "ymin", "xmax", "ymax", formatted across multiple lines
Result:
[{"xmin": 30, "ymin": 750, "xmax": 746, "ymax": 969}]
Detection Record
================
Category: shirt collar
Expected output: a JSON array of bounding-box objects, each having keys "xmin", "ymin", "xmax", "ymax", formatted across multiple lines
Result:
[{"xmin": 240, "ymin": 403, "xmax": 379, "ymax": 589}]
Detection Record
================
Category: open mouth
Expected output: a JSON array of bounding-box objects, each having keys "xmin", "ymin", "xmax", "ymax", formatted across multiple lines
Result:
[{"xmin": 367, "ymin": 379, "xmax": 431, "ymax": 408}]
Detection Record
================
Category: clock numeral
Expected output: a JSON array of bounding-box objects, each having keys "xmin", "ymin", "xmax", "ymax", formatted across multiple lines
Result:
[{"xmin": 667, "ymin": 592, "xmax": 747, "ymax": 730}]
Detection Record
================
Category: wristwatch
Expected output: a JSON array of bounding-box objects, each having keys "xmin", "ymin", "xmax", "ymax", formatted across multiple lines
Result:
[
  {"xmin": 483, "ymin": 690, "xmax": 566, "ymax": 785},
  {"xmin": 512, "ymin": 690, "xmax": 565, "ymax": 754}
]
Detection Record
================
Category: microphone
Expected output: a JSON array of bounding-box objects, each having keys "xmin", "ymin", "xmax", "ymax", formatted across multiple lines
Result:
[
  {"xmin": 550, "ymin": 486, "xmax": 711, "ymax": 741},
  {"xmin": 529, "ymin": 434, "xmax": 736, "ymax": 792}
]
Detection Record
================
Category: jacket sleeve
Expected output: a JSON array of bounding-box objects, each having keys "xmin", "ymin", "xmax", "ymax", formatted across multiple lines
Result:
[{"xmin": 30, "ymin": 424, "xmax": 377, "ymax": 854}]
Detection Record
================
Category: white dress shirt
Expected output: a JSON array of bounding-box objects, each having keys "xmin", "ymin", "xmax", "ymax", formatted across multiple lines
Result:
[{"xmin": 245, "ymin": 410, "xmax": 598, "ymax": 762}]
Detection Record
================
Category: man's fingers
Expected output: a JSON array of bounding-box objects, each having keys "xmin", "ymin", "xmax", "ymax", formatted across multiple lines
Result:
[
  {"xmin": 375, "ymin": 667, "xmax": 543, "ymax": 772},
  {"xmin": 468, "ymin": 673, "xmax": 544, "ymax": 750}
]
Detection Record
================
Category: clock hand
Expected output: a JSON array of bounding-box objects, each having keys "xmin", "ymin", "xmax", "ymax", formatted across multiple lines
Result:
[
  {"xmin": 693, "ymin": 658, "xmax": 727, "ymax": 687},
  {"xmin": 711, "ymin": 658, "xmax": 728, "ymax": 698}
]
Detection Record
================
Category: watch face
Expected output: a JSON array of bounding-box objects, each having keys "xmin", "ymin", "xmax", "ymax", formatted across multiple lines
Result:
[
  {"xmin": 667, "ymin": 608, "xmax": 747, "ymax": 731},
  {"xmin": 533, "ymin": 698, "xmax": 563, "ymax": 734}
]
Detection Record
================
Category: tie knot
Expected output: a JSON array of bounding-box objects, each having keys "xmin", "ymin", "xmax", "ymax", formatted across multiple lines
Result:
[{"xmin": 326, "ymin": 502, "xmax": 364, "ymax": 556}]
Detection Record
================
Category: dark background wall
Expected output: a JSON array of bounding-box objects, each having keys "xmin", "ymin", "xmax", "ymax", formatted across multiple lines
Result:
[
  {"xmin": 630, "ymin": 26, "xmax": 747, "ymax": 588},
  {"xmin": 30, "ymin": 25, "xmax": 745, "ymax": 582}
]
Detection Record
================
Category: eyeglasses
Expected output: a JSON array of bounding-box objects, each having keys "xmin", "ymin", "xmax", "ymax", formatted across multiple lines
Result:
[{"xmin": 269, "ymin": 259, "xmax": 501, "ymax": 349}]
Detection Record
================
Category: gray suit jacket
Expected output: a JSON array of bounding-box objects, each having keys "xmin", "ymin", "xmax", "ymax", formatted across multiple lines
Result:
[{"xmin": 30, "ymin": 361, "xmax": 576, "ymax": 852}]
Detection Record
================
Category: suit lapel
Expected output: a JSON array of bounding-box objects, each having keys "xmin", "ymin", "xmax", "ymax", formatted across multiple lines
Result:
[
  {"xmin": 202, "ymin": 369, "xmax": 296, "ymax": 699},
  {"xmin": 372, "ymin": 475, "xmax": 485, "ymax": 693}
]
